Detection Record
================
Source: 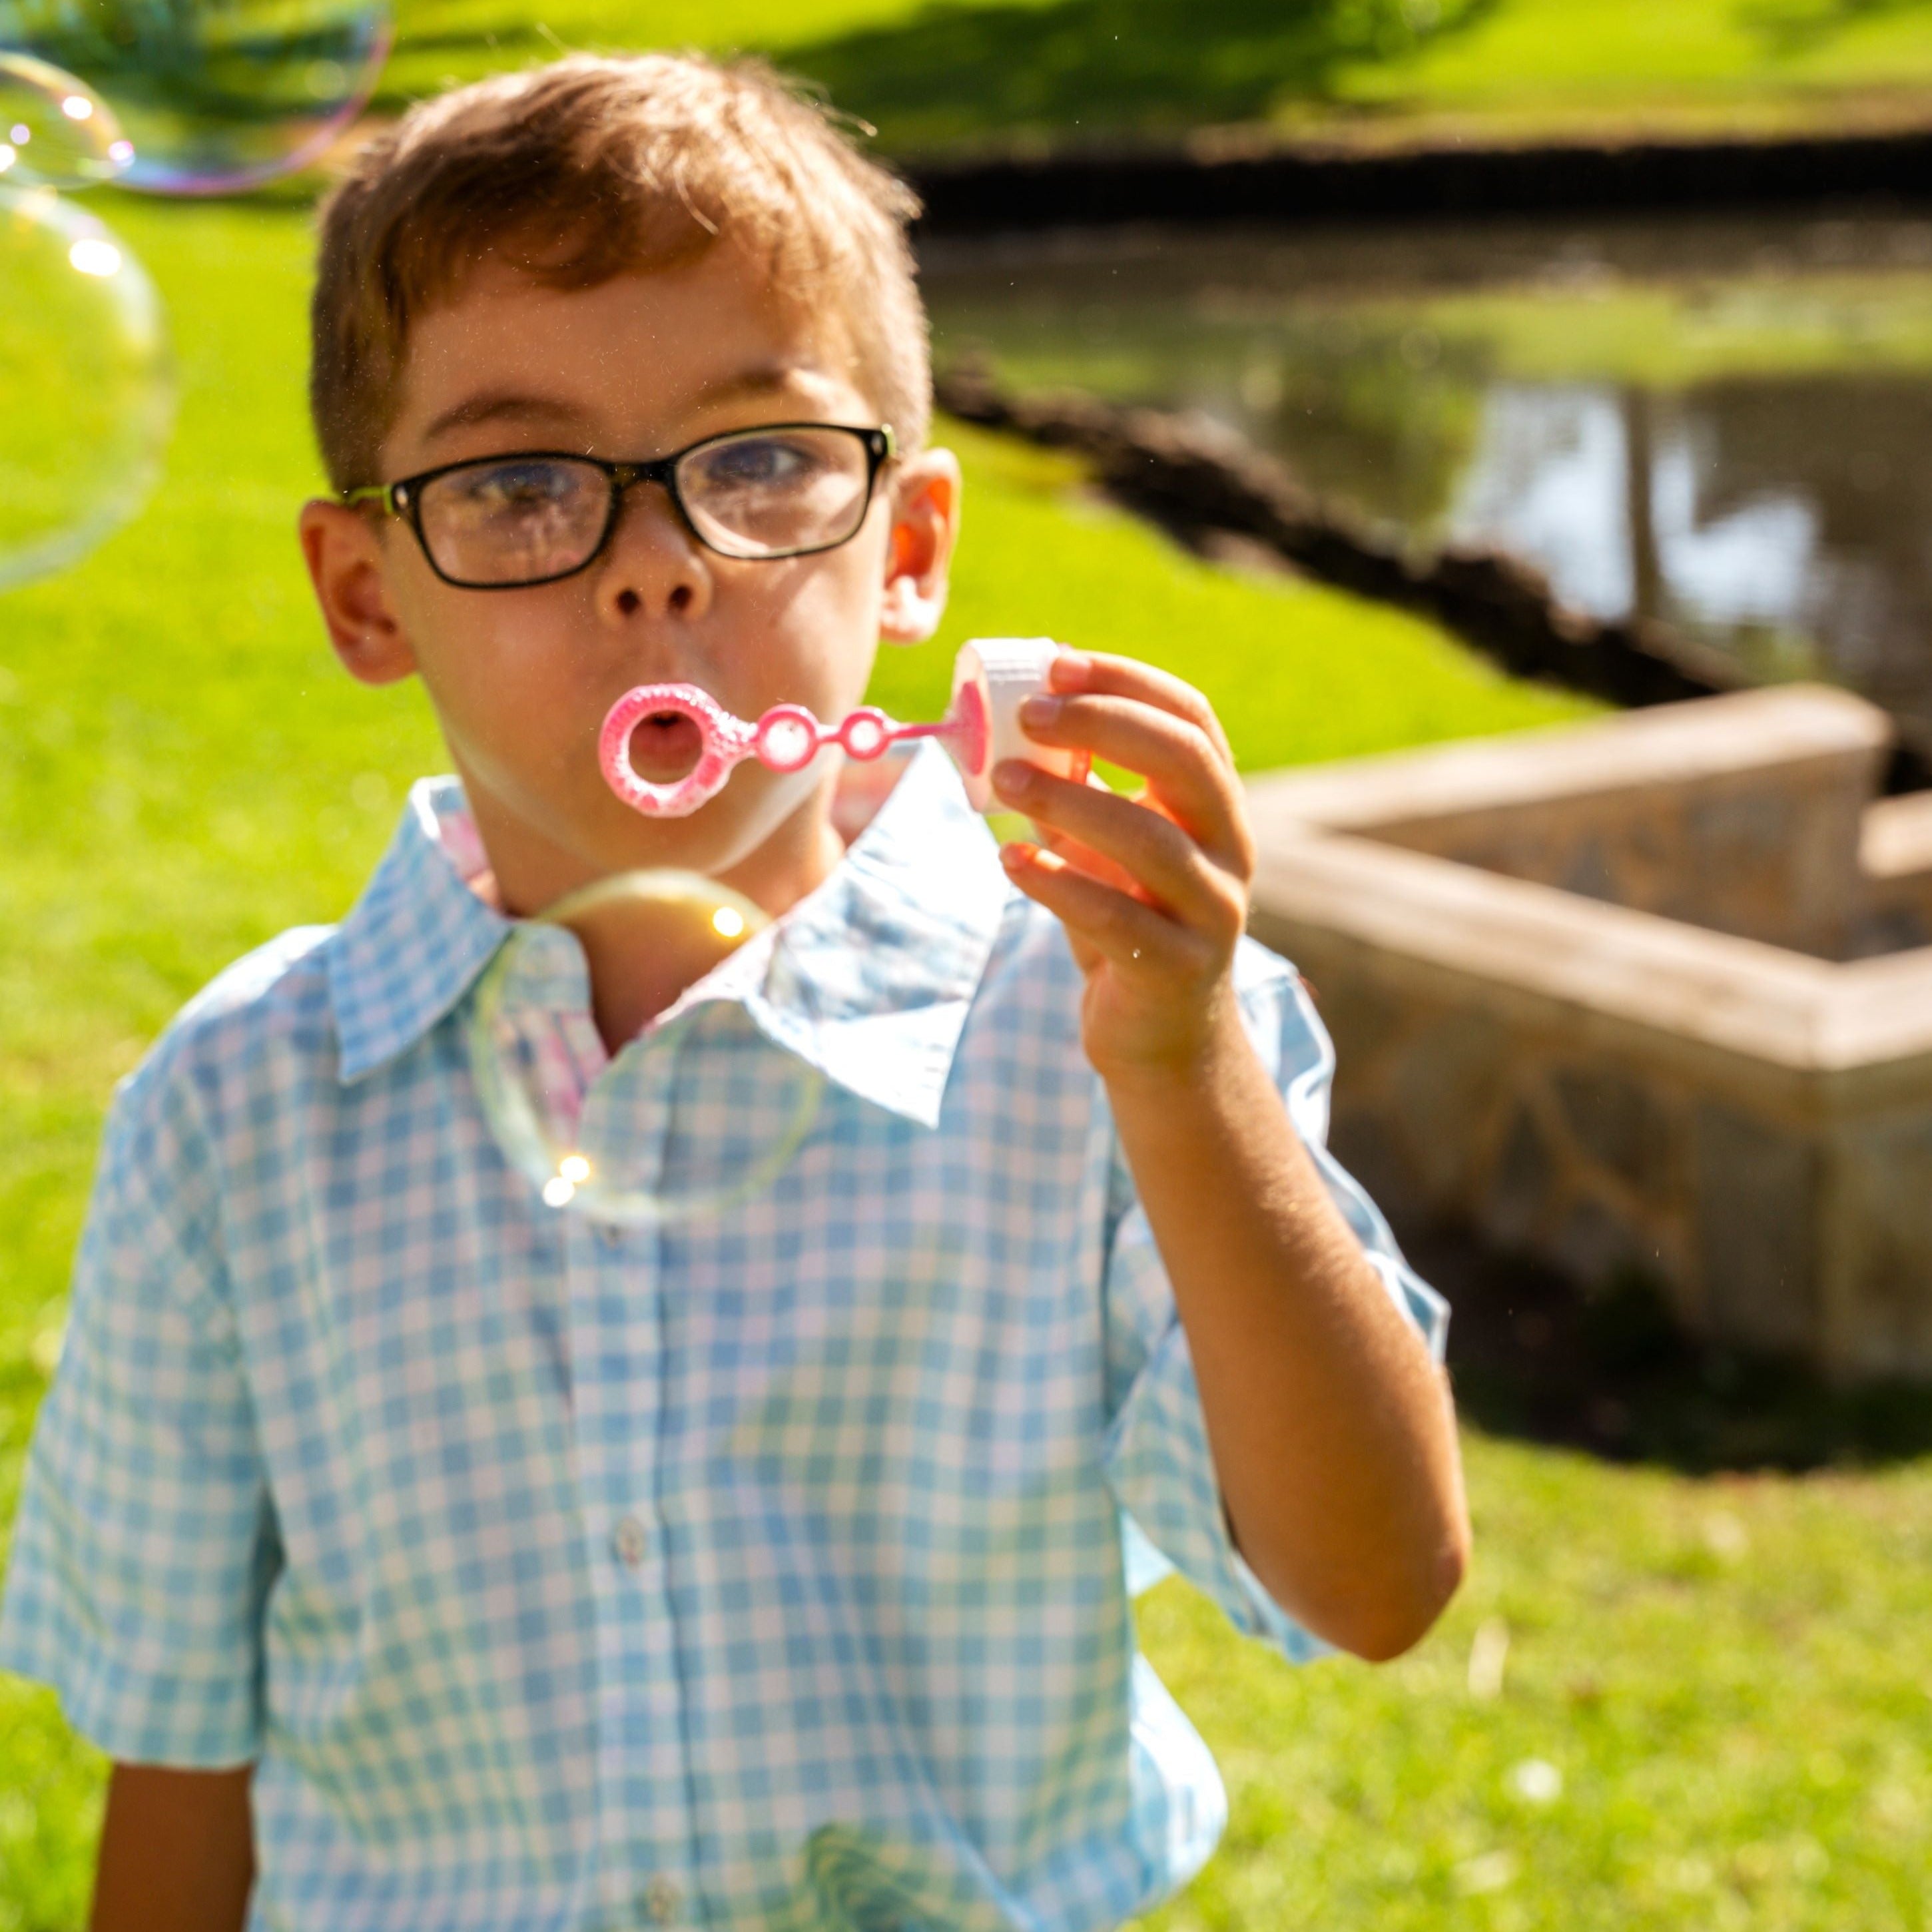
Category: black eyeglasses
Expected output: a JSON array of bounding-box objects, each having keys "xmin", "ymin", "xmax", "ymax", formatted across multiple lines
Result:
[{"xmin": 343, "ymin": 422, "xmax": 896, "ymax": 590}]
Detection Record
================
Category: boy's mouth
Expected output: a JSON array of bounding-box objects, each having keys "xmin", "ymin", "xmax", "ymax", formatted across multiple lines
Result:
[{"xmin": 624, "ymin": 711, "xmax": 705, "ymax": 785}]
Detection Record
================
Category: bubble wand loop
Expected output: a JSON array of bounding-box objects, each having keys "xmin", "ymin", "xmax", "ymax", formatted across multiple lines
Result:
[{"xmin": 599, "ymin": 639, "xmax": 1089, "ymax": 818}]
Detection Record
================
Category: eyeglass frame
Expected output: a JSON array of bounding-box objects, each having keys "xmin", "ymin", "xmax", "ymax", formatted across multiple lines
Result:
[{"xmin": 340, "ymin": 422, "xmax": 898, "ymax": 590}]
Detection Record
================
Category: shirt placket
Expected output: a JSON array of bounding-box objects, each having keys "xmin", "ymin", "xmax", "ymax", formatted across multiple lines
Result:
[{"xmin": 567, "ymin": 1036, "xmax": 701, "ymax": 1931}]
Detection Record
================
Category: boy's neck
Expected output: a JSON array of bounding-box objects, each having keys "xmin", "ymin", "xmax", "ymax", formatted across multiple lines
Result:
[{"xmin": 466, "ymin": 776, "xmax": 852, "ymax": 1055}]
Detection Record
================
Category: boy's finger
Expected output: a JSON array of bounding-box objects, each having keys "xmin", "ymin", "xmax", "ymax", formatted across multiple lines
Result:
[
  {"xmin": 1018, "ymin": 694, "xmax": 1249, "ymax": 874},
  {"xmin": 1029, "ymin": 820, "xmax": 1143, "ymax": 901},
  {"xmin": 999, "ymin": 842, "xmax": 1200, "ymax": 970},
  {"xmin": 1048, "ymin": 651, "xmax": 1237, "ymax": 770},
  {"xmin": 995, "ymin": 762, "xmax": 1247, "ymax": 946}
]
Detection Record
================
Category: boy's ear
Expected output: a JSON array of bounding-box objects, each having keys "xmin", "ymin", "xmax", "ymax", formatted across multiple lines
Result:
[
  {"xmin": 878, "ymin": 447, "xmax": 962, "ymax": 646},
  {"xmin": 298, "ymin": 498, "xmax": 419, "ymax": 687}
]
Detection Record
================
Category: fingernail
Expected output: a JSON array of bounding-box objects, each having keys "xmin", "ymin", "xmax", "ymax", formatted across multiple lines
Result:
[
  {"xmin": 1053, "ymin": 650, "xmax": 1093, "ymax": 686},
  {"xmin": 1020, "ymin": 694, "xmax": 1062, "ymax": 727},
  {"xmin": 1000, "ymin": 841, "xmax": 1036, "ymax": 870},
  {"xmin": 994, "ymin": 759, "xmax": 1036, "ymax": 795}
]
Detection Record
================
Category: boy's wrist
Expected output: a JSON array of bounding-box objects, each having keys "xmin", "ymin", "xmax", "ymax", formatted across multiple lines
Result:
[{"xmin": 1092, "ymin": 984, "xmax": 1252, "ymax": 1112}]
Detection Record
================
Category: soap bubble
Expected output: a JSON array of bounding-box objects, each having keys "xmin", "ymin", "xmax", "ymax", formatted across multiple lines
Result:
[
  {"xmin": 0, "ymin": 53, "xmax": 132, "ymax": 187},
  {"xmin": 1508, "ymin": 1758, "xmax": 1563, "ymax": 1805},
  {"xmin": 467, "ymin": 870, "xmax": 824, "ymax": 1227},
  {"xmin": 0, "ymin": 0, "xmax": 393, "ymax": 194},
  {"xmin": 0, "ymin": 187, "xmax": 172, "ymax": 589}
]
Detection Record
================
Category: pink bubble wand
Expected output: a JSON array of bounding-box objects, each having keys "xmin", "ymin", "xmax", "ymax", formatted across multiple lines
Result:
[{"xmin": 599, "ymin": 639, "xmax": 1089, "ymax": 818}]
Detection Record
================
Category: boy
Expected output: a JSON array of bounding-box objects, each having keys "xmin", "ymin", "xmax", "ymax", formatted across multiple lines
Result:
[{"xmin": 0, "ymin": 54, "xmax": 1467, "ymax": 1932}]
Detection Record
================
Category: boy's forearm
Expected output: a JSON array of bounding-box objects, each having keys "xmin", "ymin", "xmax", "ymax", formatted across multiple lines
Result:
[
  {"xmin": 1106, "ymin": 997, "xmax": 1469, "ymax": 1662},
  {"xmin": 93, "ymin": 1762, "xmax": 254, "ymax": 1932}
]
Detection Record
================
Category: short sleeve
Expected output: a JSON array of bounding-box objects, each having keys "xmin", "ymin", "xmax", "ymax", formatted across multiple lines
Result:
[
  {"xmin": 0, "ymin": 1044, "xmax": 276, "ymax": 1767},
  {"xmin": 1100, "ymin": 943, "xmax": 1448, "ymax": 1663}
]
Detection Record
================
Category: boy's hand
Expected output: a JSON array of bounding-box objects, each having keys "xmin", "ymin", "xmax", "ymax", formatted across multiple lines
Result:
[
  {"xmin": 994, "ymin": 649, "xmax": 1255, "ymax": 1087},
  {"xmin": 998, "ymin": 651, "xmax": 1470, "ymax": 1660}
]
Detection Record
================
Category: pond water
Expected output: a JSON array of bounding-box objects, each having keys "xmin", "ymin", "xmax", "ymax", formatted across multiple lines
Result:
[{"xmin": 922, "ymin": 211, "xmax": 1932, "ymax": 739}]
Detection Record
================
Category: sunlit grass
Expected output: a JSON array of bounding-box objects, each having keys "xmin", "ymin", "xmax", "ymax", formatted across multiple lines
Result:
[{"xmin": 1134, "ymin": 1438, "xmax": 1932, "ymax": 1931}]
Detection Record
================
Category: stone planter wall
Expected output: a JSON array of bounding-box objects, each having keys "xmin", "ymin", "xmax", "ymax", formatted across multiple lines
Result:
[{"xmin": 1245, "ymin": 685, "xmax": 1932, "ymax": 1382}]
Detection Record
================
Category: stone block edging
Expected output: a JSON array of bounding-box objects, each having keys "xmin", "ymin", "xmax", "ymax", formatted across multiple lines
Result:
[{"xmin": 1242, "ymin": 683, "xmax": 1932, "ymax": 1381}]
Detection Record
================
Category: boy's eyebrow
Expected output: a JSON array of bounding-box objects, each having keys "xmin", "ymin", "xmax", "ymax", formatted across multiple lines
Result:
[
  {"xmin": 418, "ymin": 366, "xmax": 844, "ymax": 451},
  {"xmin": 689, "ymin": 364, "xmax": 826, "ymax": 405},
  {"xmin": 420, "ymin": 390, "xmax": 596, "ymax": 444}
]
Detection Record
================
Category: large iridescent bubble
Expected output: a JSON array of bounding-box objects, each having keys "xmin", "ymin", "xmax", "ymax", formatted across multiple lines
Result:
[
  {"xmin": 466, "ymin": 872, "xmax": 826, "ymax": 1228},
  {"xmin": 0, "ymin": 0, "xmax": 393, "ymax": 194},
  {"xmin": 0, "ymin": 53, "xmax": 131, "ymax": 187},
  {"xmin": 0, "ymin": 186, "xmax": 172, "ymax": 588}
]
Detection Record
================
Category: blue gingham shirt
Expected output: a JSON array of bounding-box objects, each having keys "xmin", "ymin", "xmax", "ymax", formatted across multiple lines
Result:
[{"xmin": 1, "ymin": 739, "xmax": 1445, "ymax": 1931}]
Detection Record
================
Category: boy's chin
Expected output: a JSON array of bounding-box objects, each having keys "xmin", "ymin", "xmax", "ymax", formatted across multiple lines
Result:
[{"xmin": 593, "ymin": 762, "xmax": 831, "ymax": 883}]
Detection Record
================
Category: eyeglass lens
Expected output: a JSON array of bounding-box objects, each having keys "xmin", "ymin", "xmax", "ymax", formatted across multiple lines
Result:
[{"xmin": 414, "ymin": 428, "xmax": 878, "ymax": 586}]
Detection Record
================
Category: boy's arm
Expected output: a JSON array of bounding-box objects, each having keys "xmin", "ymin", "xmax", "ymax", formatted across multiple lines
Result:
[
  {"xmin": 1100, "ymin": 1014, "xmax": 1466, "ymax": 1660},
  {"xmin": 93, "ymin": 1763, "xmax": 254, "ymax": 1932},
  {"xmin": 994, "ymin": 650, "xmax": 1469, "ymax": 1662}
]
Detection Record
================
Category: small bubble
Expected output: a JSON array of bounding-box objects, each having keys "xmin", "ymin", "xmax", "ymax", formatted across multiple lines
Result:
[
  {"xmin": 67, "ymin": 236, "xmax": 122, "ymax": 278},
  {"xmin": 1662, "ymin": 1855, "xmax": 1716, "ymax": 1892},
  {"xmin": 1467, "ymin": 1616, "xmax": 1509, "ymax": 1699},
  {"xmin": 0, "ymin": 188, "xmax": 171, "ymax": 588},
  {"xmin": 1400, "ymin": 327, "xmax": 1442, "ymax": 371},
  {"xmin": 29, "ymin": 1323, "xmax": 63, "ymax": 1378},
  {"xmin": 1239, "ymin": 360, "xmax": 1283, "ymax": 413},
  {"xmin": 1453, "ymin": 1850, "xmax": 1518, "ymax": 1895},
  {"xmin": 541, "ymin": 1175, "xmax": 576, "ymax": 1209},
  {"xmin": 1873, "ymin": 1781, "xmax": 1917, "ymax": 1828},
  {"xmin": 1791, "ymin": 1837, "xmax": 1830, "ymax": 1881},
  {"xmin": 350, "ymin": 771, "xmax": 391, "ymax": 814},
  {"xmin": 1703, "ymin": 1511, "xmax": 1750, "ymax": 1562}
]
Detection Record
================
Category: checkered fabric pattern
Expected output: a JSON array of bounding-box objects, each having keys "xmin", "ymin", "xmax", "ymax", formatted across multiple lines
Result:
[{"xmin": 1, "ymin": 740, "xmax": 1445, "ymax": 1932}]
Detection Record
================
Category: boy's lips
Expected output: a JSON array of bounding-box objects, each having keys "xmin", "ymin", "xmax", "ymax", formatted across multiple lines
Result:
[{"xmin": 624, "ymin": 711, "xmax": 705, "ymax": 784}]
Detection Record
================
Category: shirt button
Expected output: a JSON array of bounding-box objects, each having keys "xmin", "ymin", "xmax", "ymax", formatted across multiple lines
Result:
[
  {"xmin": 611, "ymin": 1514, "xmax": 649, "ymax": 1568},
  {"xmin": 643, "ymin": 1875, "xmax": 681, "ymax": 1923}
]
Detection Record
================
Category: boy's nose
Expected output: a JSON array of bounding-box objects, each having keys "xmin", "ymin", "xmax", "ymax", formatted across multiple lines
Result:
[{"xmin": 595, "ymin": 479, "xmax": 712, "ymax": 625}]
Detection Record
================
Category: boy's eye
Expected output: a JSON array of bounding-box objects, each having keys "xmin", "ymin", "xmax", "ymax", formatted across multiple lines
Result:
[
  {"xmin": 452, "ymin": 459, "xmax": 590, "ymax": 512},
  {"xmin": 692, "ymin": 435, "xmax": 822, "ymax": 492}
]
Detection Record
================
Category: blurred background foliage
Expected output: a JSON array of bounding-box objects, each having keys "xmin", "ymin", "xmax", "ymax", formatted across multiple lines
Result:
[{"xmin": 376, "ymin": 0, "xmax": 1932, "ymax": 149}]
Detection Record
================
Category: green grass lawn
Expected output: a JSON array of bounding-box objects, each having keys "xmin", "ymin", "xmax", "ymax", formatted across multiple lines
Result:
[
  {"xmin": 0, "ymin": 175, "xmax": 1928, "ymax": 1932},
  {"xmin": 376, "ymin": 0, "xmax": 1932, "ymax": 155}
]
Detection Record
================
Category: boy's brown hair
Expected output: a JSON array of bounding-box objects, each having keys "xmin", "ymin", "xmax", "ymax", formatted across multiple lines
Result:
[{"xmin": 310, "ymin": 54, "xmax": 928, "ymax": 491}]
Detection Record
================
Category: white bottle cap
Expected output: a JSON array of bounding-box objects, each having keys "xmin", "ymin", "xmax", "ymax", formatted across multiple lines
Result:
[{"xmin": 948, "ymin": 637, "xmax": 1091, "ymax": 812}]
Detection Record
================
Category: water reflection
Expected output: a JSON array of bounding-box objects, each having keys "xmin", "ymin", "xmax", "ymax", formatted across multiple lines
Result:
[{"xmin": 923, "ymin": 214, "xmax": 1932, "ymax": 735}]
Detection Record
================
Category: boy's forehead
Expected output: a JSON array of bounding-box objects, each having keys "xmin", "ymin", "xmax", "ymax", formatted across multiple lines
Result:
[{"xmin": 386, "ymin": 245, "xmax": 873, "ymax": 467}]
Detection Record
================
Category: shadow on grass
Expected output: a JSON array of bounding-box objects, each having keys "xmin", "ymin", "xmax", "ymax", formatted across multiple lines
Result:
[
  {"xmin": 1410, "ymin": 1223, "xmax": 1932, "ymax": 1474},
  {"xmin": 1740, "ymin": 0, "xmax": 1932, "ymax": 60},
  {"xmin": 779, "ymin": 0, "xmax": 1498, "ymax": 151}
]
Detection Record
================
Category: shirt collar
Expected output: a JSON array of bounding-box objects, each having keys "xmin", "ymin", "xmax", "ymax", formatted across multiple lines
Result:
[{"xmin": 326, "ymin": 739, "xmax": 1015, "ymax": 1127}]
